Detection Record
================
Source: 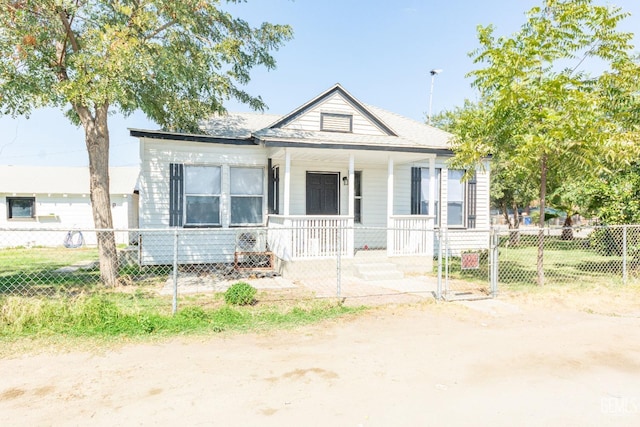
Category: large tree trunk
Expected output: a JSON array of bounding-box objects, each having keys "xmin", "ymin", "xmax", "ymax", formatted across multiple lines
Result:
[
  {"xmin": 537, "ymin": 155, "xmax": 547, "ymax": 286},
  {"xmin": 561, "ymin": 214, "xmax": 574, "ymax": 240},
  {"xmin": 75, "ymin": 102, "xmax": 119, "ymax": 287}
]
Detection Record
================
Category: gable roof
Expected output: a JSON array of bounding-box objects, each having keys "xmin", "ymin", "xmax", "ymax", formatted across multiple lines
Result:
[
  {"xmin": 267, "ymin": 84, "xmax": 397, "ymax": 136},
  {"xmin": 0, "ymin": 166, "xmax": 139, "ymax": 195},
  {"xmin": 130, "ymin": 83, "xmax": 453, "ymax": 153}
]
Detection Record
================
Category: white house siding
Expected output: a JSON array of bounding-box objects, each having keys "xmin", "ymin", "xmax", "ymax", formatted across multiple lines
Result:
[
  {"xmin": 391, "ymin": 159, "xmax": 492, "ymax": 255},
  {"xmin": 139, "ymin": 138, "xmax": 267, "ymax": 228},
  {"xmin": 281, "ymin": 93, "xmax": 388, "ymax": 136},
  {"xmin": 393, "ymin": 163, "xmax": 412, "ymax": 216},
  {"xmin": 138, "ymin": 138, "xmax": 267, "ymax": 264},
  {"xmin": 1, "ymin": 194, "xmax": 135, "ymax": 248},
  {"xmin": 139, "ymin": 228, "xmax": 238, "ymax": 265}
]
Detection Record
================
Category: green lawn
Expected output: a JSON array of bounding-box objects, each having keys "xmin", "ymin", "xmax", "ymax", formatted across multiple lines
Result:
[
  {"xmin": 498, "ymin": 235, "xmax": 638, "ymax": 289},
  {"xmin": 0, "ymin": 246, "xmax": 103, "ymax": 295},
  {"xmin": 441, "ymin": 234, "xmax": 640, "ymax": 290}
]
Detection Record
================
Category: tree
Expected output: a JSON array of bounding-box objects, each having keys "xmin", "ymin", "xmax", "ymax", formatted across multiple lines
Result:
[
  {"xmin": 0, "ymin": 1, "xmax": 292, "ymax": 286},
  {"xmin": 451, "ymin": 0, "xmax": 640, "ymax": 285},
  {"xmin": 437, "ymin": 101, "xmax": 537, "ymax": 243},
  {"xmin": 580, "ymin": 164, "xmax": 640, "ymax": 225}
]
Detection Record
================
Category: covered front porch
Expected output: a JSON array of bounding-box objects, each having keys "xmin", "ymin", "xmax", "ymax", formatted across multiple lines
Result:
[{"xmin": 264, "ymin": 145, "xmax": 438, "ymax": 260}]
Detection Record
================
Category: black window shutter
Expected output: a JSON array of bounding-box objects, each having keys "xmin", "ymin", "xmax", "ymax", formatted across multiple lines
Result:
[
  {"xmin": 169, "ymin": 163, "xmax": 184, "ymax": 227},
  {"xmin": 467, "ymin": 171, "xmax": 477, "ymax": 229},
  {"xmin": 410, "ymin": 167, "xmax": 421, "ymax": 214},
  {"xmin": 267, "ymin": 159, "xmax": 275, "ymax": 214}
]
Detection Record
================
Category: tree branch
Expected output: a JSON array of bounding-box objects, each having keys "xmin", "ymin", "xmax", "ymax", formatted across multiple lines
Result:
[
  {"xmin": 58, "ymin": 8, "xmax": 80, "ymax": 53},
  {"xmin": 145, "ymin": 20, "xmax": 177, "ymax": 40}
]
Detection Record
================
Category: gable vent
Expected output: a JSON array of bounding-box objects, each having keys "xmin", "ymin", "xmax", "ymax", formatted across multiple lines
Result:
[{"xmin": 321, "ymin": 113, "xmax": 353, "ymax": 133}]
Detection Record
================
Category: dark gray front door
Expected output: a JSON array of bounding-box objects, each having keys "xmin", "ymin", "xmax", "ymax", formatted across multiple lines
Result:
[{"xmin": 306, "ymin": 172, "xmax": 339, "ymax": 215}]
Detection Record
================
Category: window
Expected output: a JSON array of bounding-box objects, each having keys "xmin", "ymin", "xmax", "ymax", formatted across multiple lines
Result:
[
  {"xmin": 411, "ymin": 167, "xmax": 441, "ymax": 224},
  {"xmin": 411, "ymin": 167, "xmax": 476, "ymax": 228},
  {"xmin": 184, "ymin": 166, "xmax": 221, "ymax": 226},
  {"xmin": 7, "ymin": 197, "xmax": 35, "ymax": 219},
  {"xmin": 419, "ymin": 168, "xmax": 441, "ymax": 224},
  {"xmin": 447, "ymin": 170, "xmax": 465, "ymax": 227},
  {"xmin": 320, "ymin": 113, "xmax": 353, "ymax": 133},
  {"xmin": 230, "ymin": 167, "xmax": 264, "ymax": 225},
  {"xmin": 354, "ymin": 171, "xmax": 362, "ymax": 223}
]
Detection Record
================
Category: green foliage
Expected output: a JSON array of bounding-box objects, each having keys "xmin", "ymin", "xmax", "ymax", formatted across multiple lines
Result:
[
  {"xmin": 0, "ymin": 1, "xmax": 293, "ymax": 286},
  {"xmin": 442, "ymin": 0, "xmax": 640, "ymax": 284},
  {"xmin": 579, "ymin": 164, "xmax": 640, "ymax": 225},
  {"xmin": 0, "ymin": 0, "xmax": 293, "ymax": 131},
  {"xmin": 224, "ymin": 282, "xmax": 257, "ymax": 306},
  {"xmin": 0, "ymin": 294, "xmax": 363, "ymax": 340},
  {"xmin": 444, "ymin": 0, "xmax": 640, "ymax": 231}
]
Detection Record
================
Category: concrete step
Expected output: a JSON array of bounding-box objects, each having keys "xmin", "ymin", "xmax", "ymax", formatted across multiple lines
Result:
[{"xmin": 353, "ymin": 263, "xmax": 404, "ymax": 281}]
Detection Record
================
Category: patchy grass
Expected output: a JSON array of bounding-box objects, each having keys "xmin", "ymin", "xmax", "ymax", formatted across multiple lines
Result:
[{"xmin": 0, "ymin": 291, "xmax": 366, "ymax": 345}]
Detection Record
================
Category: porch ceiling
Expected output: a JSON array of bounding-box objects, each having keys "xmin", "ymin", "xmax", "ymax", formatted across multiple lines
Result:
[{"xmin": 267, "ymin": 146, "xmax": 436, "ymax": 166}]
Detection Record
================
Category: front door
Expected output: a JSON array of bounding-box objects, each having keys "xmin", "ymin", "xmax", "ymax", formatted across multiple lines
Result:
[{"xmin": 306, "ymin": 172, "xmax": 339, "ymax": 215}]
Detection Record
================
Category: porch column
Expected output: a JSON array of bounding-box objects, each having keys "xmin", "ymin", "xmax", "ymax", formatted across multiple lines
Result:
[
  {"xmin": 346, "ymin": 154, "xmax": 355, "ymax": 257},
  {"xmin": 387, "ymin": 157, "xmax": 394, "ymax": 256},
  {"xmin": 348, "ymin": 154, "xmax": 355, "ymax": 217},
  {"xmin": 387, "ymin": 157, "xmax": 394, "ymax": 226},
  {"xmin": 283, "ymin": 149, "xmax": 291, "ymax": 216},
  {"xmin": 428, "ymin": 157, "xmax": 436, "ymax": 219}
]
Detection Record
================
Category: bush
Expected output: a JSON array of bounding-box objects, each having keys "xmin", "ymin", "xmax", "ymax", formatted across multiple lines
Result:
[
  {"xmin": 589, "ymin": 226, "xmax": 640, "ymax": 258},
  {"xmin": 224, "ymin": 282, "xmax": 257, "ymax": 306}
]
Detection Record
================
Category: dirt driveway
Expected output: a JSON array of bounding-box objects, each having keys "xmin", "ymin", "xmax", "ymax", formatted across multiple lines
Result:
[{"xmin": 1, "ymin": 293, "xmax": 640, "ymax": 426}]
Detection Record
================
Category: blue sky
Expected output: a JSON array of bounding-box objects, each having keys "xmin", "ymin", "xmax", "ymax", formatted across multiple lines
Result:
[{"xmin": 1, "ymin": 0, "xmax": 638, "ymax": 167}]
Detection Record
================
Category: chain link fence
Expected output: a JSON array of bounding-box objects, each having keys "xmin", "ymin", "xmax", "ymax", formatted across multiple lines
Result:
[
  {"xmin": 0, "ymin": 226, "xmax": 445, "ymax": 312},
  {"xmin": 495, "ymin": 224, "xmax": 640, "ymax": 287},
  {"xmin": 4, "ymin": 224, "xmax": 636, "ymax": 312}
]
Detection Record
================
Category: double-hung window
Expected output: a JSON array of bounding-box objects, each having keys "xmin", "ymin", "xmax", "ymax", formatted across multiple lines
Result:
[
  {"xmin": 419, "ymin": 168, "xmax": 441, "ymax": 224},
  {"xmin": 230, "ymin": 167, "xmax": 263, "ymax": 225},
  {"xmin": 411, "ymin": 167, "xmax": 476, "ymax": 228},
  {"xmin": 354, "ymin": 171, "xmax": 362, "ymax": 224},
  {"xmin": 446, "ymin": 170, "xmax": 466, "ymax": 227},
  {"xmin": 184, "ymin": 166, "xmax": 221, "ymax": 226}
]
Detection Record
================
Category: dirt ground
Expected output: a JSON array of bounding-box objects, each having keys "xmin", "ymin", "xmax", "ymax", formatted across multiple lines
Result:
[{"xmin": 1, "ymin": 291, "xmax": 640, "ymax": 427}]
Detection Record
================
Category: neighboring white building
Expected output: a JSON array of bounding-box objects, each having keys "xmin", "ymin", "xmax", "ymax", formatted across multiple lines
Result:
[
  {"xmin": 0, "ymin": 166, "xmax": 139, "ymax": 247},
  {"xmin": 131, "ymin": 84, "xmax": 491, "ymax": 265}
]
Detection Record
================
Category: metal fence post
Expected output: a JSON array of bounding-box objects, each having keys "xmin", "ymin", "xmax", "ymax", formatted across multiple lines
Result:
[
  {"xmin": 623, "ymin": 225, "xmax": 628, "ymax": 285},
  {"xmin": 336, "ymin": 224, "xmax": 342, "ymax": 298},
  {"xmin": 172, "ymin": 228, "xmax": 179, "ymax": 315},
  {"xmin": 444, "ymin": 229, "xmax": 449, "ymax": 296},
  {"xmin": 490, "ymin": 228, "xmax": 499, "ymax": 298},
  {"xmin": 436, "ymin": 229, "xmax": 443, "ymax": 300}
]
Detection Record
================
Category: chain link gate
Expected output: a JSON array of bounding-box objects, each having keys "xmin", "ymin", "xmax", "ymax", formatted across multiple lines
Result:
[{"xmin": 436, "ymin": 228, "xmax": 497, "ymax": 301}]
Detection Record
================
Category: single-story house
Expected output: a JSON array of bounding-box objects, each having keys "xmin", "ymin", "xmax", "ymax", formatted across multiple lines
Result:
[
  {"xmin": 0, "ymin": 166, "xmax": 139, "ymax": 247},
  {"xmin": 130, "ymin": 84, "xmax": 491, "ymax": 267}
]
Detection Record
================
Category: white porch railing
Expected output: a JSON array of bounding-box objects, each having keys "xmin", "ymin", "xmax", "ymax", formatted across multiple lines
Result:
[
  {"xmin": 388, "ymin": 215, "xmax": 435, "ymax": 257},
  {"xmin": 267, "ymin": 215, "xmax": 354, "ymax": 260}
]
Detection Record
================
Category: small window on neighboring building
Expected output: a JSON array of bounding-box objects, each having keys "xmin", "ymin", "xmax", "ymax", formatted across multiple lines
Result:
[
  {"xmin": 7, "ymin": 197, "xmax": 35, "ymax": 219},
  {"xmin": 321, "ymin": 113, "xmax": 353, "ymax": 133}
]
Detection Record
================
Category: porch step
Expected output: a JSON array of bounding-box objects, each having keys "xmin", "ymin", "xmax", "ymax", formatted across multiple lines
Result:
[{"xmin": 353, "ymin": 263, "xmax": 404, "ymax": 281}]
